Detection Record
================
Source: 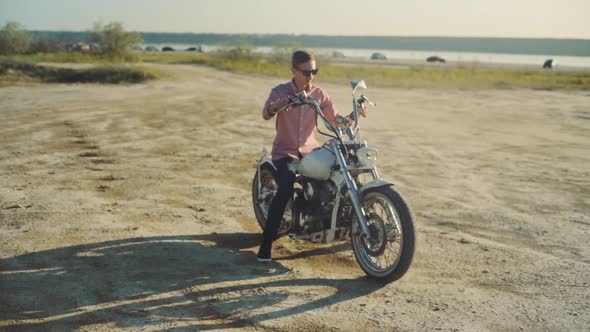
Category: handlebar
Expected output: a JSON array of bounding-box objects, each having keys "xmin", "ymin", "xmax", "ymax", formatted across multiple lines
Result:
[
  {"xmin": 289, "ymin": 91, "xmax": 308, "ymax": 104},
  {"xmin": 358, "ymin": 94, "xmax": 376, "ymax": 107},
  {"xmin": 275, "ymin": 91, "xmax": 308, "ymax": 114},
  {"xmin": 275, "ymin": 87, "xmax": 375, "ymax": 141}
]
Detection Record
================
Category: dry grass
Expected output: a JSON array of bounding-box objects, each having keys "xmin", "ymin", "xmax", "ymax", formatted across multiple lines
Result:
[
  {"xmin": 2, "ymin": 50, "xmax": 589, "ymax": 90},
  {"xmin": 0, "ymin": 60, "xmax": 159, "ymax": 84}
]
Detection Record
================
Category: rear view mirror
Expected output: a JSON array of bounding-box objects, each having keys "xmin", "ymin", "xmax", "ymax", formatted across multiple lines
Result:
[{"xmin": 351, "ymin": 80, "xmax": 367, "ymax": 93}]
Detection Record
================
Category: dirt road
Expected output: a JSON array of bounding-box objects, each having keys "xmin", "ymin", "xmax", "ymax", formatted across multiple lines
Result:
[{"xmin": 1, "ymin": 64, "xmax": 589, "ymax": 331}]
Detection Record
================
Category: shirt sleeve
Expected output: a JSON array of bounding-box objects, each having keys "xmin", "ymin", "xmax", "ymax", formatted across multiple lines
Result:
[
  {"xmin": 262, "ymin": 87, "xmax": 281, "ymax": 120},
  {"xmin": 319, "ymin": 90, "xmax": 340, "ymax": 126}
]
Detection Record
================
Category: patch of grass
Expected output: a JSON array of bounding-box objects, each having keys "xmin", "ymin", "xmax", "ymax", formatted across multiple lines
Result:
[
  {"xmin": 0, "ymin": 67, "xmax": 40, "ymax": 86},
  {"xmin": 0, "ymin": 52, "xmax": 141, "ymax": 64},
  {"xmin": 0, "ymin": 60, "xmax": 159, "ymax": 84},
  {"xmin": 139, "ymin": 52, "xmax": 206, "ymax": 64},
  {"xmin": 142, "ymin": 50, "xmax": 590, "ymax": 90},
  {"xmin": 200, "ymin": 58, "xmax": 590, "ymax": 90},
  {"xmin": 3, "ymin": 49, "xmax": 589, "ymax": 90}
]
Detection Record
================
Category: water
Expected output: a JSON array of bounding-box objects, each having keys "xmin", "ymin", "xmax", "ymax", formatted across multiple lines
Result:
[
  {"xmin": 143, "ymin": 43, "xmax": 590, "ymax": 68},
  {"xmin": 313, "ymin": 47, "xmax": 590, "ymax": 68}
]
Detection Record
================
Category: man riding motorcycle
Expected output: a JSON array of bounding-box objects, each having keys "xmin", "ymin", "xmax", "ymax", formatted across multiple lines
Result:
[{"xmin": 257, "ymin": 50, "xmax": 366, "ymax": 262}]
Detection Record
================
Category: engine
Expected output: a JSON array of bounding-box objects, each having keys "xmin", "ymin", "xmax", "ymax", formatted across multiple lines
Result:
[
  {"xmin": 301, "ymin": 179, "xmax": 336, "ymax": 209},
  {"xmin": 292, "ymin": 179, "xmax": 337, "ymax": 232}
]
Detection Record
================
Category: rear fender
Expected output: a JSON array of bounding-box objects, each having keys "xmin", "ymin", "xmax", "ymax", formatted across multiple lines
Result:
[
  {"xmin": 258, "ymin": 156, "xmax": 276, "ymax": 172},
  {"xmin": 256, "ymin": 156, "xmax": 276, "ymax": 193}
]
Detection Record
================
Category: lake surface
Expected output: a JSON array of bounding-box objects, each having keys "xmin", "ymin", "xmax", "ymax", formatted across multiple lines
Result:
[{"xmin": 144, "ymin": 43, "xmax": 590, "ymax": 68}]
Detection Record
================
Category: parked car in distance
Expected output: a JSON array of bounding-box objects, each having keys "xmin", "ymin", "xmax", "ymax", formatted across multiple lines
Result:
[
  {"xmin": 145, "ymin": 46, "xmax": 159, "ymax": 52},
  {"xmin": 370, "ymin": 52, "xmax": 387, "ymax": 60},
  {"xmin": 185, "ymin": 45, "xmax": 204, "ymax": 52},
  {"xmin": 332, "ymin": 51, "xmax": 345, "ymax": 58},
  {"xmin": 162, "ymin": 46, "xmax": 175, "ymax": 52},
  {"xmin": 427, "ymin": 56, "xmax": 446, "ymax": 63}
]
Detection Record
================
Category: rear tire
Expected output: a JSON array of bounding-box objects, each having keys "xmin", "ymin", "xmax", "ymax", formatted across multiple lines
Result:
[
  {"xmin": 252, "ymin": 166, "xmax": 293, "ymax": 237},
  {"xmin": 351, "ymin": 186, "xmax": 415, "ymax": 283}
]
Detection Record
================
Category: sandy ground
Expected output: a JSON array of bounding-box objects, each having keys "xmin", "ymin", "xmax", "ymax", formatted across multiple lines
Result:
[{"xmin": 1, "ymin": 63, "xmax": 589, "ymax": 331}]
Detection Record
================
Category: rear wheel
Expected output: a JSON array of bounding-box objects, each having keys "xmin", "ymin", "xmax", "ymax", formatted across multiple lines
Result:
[
  {"xmin": 351, "ymin": 186, "xmax": 415, "ymax": 283},
  {"xmin": 252, "ymin": 166, "xmax": 293, "ymax": 237}
]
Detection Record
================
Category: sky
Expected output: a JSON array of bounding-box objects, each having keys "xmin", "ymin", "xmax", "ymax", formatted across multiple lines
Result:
[{"xmin": 1, "ymin": 0, "xmax": 589, "ymax": 39}]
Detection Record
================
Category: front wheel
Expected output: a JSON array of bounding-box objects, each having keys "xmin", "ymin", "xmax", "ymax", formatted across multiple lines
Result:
[{"xmin": 351, "ymin": 186, "xmax": 415, "ymax": 283}]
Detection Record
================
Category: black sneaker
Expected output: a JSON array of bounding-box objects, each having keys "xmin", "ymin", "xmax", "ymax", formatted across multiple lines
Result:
[
  {"xmin": 256, "ymin": 255, "xmax": 272, "ymax": 263},
  {"xmin": 256, "ymin": 241, "xmax": 272, "ymax": 263}
]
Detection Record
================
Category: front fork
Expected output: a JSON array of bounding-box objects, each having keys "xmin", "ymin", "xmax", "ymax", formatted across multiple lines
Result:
[{"xmin": 331, "ymin": 141, "xmax": 371, "ymax": 237}]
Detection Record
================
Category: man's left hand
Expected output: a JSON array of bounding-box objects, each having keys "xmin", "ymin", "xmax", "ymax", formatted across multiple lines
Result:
[
  {"xmin": 358, "ymin": 105, "xmax": 368, "ymax": 118},
  {"xmin": 345, "ymin": 105, "xmax": 368, "ymax": 125}
]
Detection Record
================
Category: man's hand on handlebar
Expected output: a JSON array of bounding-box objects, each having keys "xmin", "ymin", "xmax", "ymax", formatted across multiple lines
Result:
[
  {"xmin": 268, "ymin": 98, "xmax": 290, "ymax": 115},
  {"xmin": 343, "ymin": 104, "xmax": 368, "ymax": 126},
  {"xmin": 358, "ymin": 104, "xmax": 368, "ymax": 118},
  {"xmin": 268, "ymin": 91, "xmax": 308, "ymax": 115}
]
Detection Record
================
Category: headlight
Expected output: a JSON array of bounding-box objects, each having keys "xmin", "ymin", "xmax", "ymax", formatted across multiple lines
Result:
[{"xmin": 357, "ymin": 147, "xmax": 378, "ymax": 167}]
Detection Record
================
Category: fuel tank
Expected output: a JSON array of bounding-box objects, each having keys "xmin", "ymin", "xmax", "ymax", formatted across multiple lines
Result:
[{"xmin": 298, "ymin": 147, "xmax": 336, "ymax": 180}]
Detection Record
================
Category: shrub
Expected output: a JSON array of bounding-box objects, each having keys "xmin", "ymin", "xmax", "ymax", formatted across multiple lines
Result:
[
  {"xmin": 0, "ymin": 22, "xmax": 31, "ymax": 55},
  {"xmin": 87, "ymin": 22, "xmax": 143, "ymax": 58}
]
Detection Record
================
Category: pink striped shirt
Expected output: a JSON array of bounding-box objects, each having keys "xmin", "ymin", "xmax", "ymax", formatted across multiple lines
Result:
[{"xmin": 263, "ymin": 80, "xmax": 340, "ymax": 160}]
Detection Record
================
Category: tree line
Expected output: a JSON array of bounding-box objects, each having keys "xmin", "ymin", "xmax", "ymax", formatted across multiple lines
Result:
[{"xmin": 0, "ymin": 22, "xmax": 142, "ymax": 57}]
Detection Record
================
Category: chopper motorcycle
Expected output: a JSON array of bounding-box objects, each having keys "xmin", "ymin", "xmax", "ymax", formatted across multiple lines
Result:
[{"xmin": 252, "ymin": 80, "xmax": 415, "ymax": 282}]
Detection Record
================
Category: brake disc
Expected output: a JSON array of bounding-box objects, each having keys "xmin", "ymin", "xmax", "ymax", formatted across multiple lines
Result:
[{"xmin": 362, "ymin": 213, "xmax": 387, "ymax": 256}]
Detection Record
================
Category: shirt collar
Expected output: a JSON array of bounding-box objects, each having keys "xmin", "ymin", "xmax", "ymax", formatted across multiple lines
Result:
[{"xmin": 290, "ymin": 78, "xmax": 313, "ymax": 94}]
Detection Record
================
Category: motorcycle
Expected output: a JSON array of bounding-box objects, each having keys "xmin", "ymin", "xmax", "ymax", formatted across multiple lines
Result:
[{"xmin": 252, "ymin": 80, "xmax": 415, "ymax": 282}]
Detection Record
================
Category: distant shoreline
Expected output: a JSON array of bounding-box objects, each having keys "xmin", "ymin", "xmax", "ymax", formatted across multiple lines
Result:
[
  {"xmin": 139, "ymin": 44, "xmax": 590, "ymax": 69},
  {"xmin": 30, "ymin": 31, "xmax": 590, "ymax": 58}
]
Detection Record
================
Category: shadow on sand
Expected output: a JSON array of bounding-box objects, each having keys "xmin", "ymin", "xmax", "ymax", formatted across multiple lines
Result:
[{"xmin": 0, "ymin": 232, "xmax": 384, "ymax": 331}]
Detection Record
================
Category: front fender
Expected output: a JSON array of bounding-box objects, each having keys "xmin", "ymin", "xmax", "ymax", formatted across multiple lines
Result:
[{"xmin": 358, "ymin": 179, "xmax": 393, "ymax": 198}]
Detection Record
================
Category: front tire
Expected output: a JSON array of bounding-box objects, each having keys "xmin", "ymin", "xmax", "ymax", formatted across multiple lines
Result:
[{"xmin": 351, "ymin": 186, "xmax": 415, "ymax": 283}]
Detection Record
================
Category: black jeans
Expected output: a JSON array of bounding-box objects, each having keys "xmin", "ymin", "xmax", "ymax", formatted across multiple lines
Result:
[{"xmin": 261, "ymin": 157, "xmax": 296, "ymax": 246}]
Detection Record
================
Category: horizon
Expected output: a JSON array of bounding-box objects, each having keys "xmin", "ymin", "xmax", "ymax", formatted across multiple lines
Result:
[
  {"xmin": 27, "ymin": 30, "xmax": 590, "ymax": 59},
  {"xmin": 23, "ymin": 30, "xmax": 590, "ymax": 42},
  {"xmin": 1, "ymin": 0, "xmax": 589, "ymax": 40}
]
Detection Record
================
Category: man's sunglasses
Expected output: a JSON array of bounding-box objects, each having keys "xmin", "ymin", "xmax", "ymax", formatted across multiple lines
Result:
[{"xmin": 295, "ymin": 68, "xmax": 319, "ymax": 76}]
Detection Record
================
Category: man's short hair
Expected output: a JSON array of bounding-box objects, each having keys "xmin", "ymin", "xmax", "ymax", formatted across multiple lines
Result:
[{"xmin": 292, "ymin": 50, "xmax": 315, "ymax": 68}]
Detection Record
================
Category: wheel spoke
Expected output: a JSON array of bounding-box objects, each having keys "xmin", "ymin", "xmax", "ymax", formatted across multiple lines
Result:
[{"xmin": 353, "ymin": 191, "xmax": 404, "ymax": 275}]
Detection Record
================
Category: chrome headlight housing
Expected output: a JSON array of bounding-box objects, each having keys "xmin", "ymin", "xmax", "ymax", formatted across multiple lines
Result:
[{"xmin": 357, "ymin": 147, "xmax": 378, "ymax": 167}]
